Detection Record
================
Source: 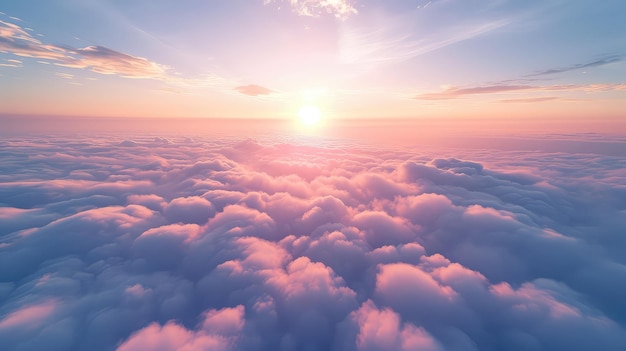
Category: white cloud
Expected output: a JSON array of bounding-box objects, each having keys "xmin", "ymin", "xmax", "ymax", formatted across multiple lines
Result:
[{"xmin": 265, "ymin": 0, "xmax": 357, "ymax": 18}]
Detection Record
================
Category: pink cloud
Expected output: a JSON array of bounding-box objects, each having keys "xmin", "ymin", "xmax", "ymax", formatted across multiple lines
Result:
[
  {"xmin": 201, "ymin": 305, "xmax": 245, "ymax": 335},
  {"xmin": 54, "ymin": 205, "xmax": 156, "ymax": 230},
  {"xmin": 375, "ymin": 263, "xmax": 458, "ymax": 309},
  {"xmin": 117, "ymin": 306, "xmax": 245, "ymax": 351},
  {"xmin": 463, "ymin": 204, "xmax": 515, "ymax": 222},
  {"xmin": 352, "ymin": 210, "xmax": 418, "ymax": 248},
  {"xmin": 269, "ymin": 256, "xmax": 356, "ymax": 302},
  {"xmin": 138, "ymin": 223, "xmax": 202, "ymax": 240},
  {"xmin": 0, "ymin": 20, "xmax": 66, "ymax": 60},
  {"xmin": 299, "ymin": 195, "xmax": 350, "ymax": 231},
  {"xmin": 127, "ymin": 194, "xmax": 167, "ymax": 211},
  {"xmin": 133, "ymin": 223, "xmax": 202, "ymax": 269},
  {"xmin": 394, "ymin": 193, "xmax": 456, "ymax": 225},
  {"xmin": 490, "ymin": 282, "xmax": 581, "ymax": 319},
  {"xmin": 164, "ymin": 196, "xmax": 216, "ymax": 225},
  {"xmin": 124, "ymin": 284, "xmax": 151, "ymax": 298},
  {"xmin": 219, "ymin": 236, "xmax": 289, "ymax": 274},
  {"xmin": 234, "ymin": 84, "xmax": 274, "ymax": 96},
  {"xmin": 431, "ymin": 262, "xmax": 488, "ymax": 286},
  {"xmin": 367, "ymin": 243, "xmax": 426, "ymax": 266},
  {"xmin": 67, "ymin": 46, "xmax": 167, "ymax": 78},
  {"xmin": 0, "ymin": 300, "xmax": 57, "ymax": 330},
  {"xmin": 206, "ymin": 204, "xmax": 277, "ymax": 240},
  {"xmin": 352, "ymin": 300, "xmax": 442, "ymax": 351},
  {"xmin": 116, "ymin": 322, "xmax": 199, "ymax": 351}
]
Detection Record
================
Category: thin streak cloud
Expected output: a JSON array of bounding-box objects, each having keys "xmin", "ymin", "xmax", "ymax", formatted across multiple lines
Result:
[
  {"xmin": 339, "ymin": 19, "xmax": 510, "ymax": 70},
  {"xmin": 499, "ymin": 96, "xmax": 561, "ymax": 103},
  {"xmin": 527, "ymin": 55, "xmax": 622, "ymax": 77},
  {"xmin": 415, "ymin": 83, "xmax": 626, "ymax": 100}
]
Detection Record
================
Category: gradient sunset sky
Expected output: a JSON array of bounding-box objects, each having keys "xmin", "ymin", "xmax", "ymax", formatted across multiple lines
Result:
[
  {"xmin": 4, "ymin": 3, "xmax": 626, "ymax": 351},
  {"xmin": 1, "ymin": 0, "xmax": 625, "ymax": 121}
]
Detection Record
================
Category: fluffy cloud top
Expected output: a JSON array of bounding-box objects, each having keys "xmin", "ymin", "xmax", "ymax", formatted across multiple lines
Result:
[
  {"xmin": 1, "ymin": 134, "xmax": 625, "ymax": 350},
  {"xmin": 117, "ymin": 305, "xmax": 245, "ymax": 351}
]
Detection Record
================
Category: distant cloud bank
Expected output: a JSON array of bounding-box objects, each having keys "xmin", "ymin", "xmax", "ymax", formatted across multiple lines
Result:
[{"xmin": 1, "ymin": 135, "xmax": 625, "ymax": 350}]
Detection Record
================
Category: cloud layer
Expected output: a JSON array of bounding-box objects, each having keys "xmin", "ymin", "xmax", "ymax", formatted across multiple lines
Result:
[{"xmin": 1, "ymin": 134, "xmax": 625, "ymax": 350}]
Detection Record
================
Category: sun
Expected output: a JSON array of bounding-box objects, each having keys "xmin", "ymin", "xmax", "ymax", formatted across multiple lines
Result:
[{"xmin": 298, "ymin": 105, "xmax": 321, "ymax": 126}]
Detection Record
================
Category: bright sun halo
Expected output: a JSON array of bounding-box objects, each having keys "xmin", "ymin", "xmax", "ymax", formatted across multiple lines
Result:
[{"xmin": 298, "ymin": 105, "xmax": 321, "ymax": 126}]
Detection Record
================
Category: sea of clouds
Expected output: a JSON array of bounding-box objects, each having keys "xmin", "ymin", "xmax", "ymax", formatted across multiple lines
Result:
[{"xmin": 1, "ymin": 132, "xmax": 625, "ymax": 350}]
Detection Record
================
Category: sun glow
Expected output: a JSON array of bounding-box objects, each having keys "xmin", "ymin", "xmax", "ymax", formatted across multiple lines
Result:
[{"xmin": 298, "ymin": 105, "xmax": 321, "ymax": 126}]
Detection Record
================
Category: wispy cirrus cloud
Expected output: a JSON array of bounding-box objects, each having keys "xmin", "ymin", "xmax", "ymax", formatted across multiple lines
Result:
[
  {"xmin": 264, "ymin": 0, "xmax": 358, "ymax": 19},
  {"xmin": 0, "ymin": 20, "xmax": 66, "ymax": 60},
  {"xmin": 415, "ymin": 84, "xmax": 531, "ymax": 100},
  {"xmin": 0, "ymin": 58, "xmax": 22, "ymax": 67},
  {"xmin": 0, "ymin": 18, "xmax": 263, "ymax": 94},
  {"xmin": 527, "ymin": 55, "xmax": 622, "ymax": 77},
  {"xmin": 63, "ymin": 46, "xmax": 168, "ymax": 79},
  {"xmin": 339, "ymin": 8, "xmax": 511, "ymax": 71},
  {"xmin": 0, "ymin": 19, "xmax": 167, "ymax": 79},
  {"xmin": 499, "ymin": 96, "xmax": 561, "ymax": 103},
  {"xmin": 415, "ymin": 83, "xmax": 626, "ymax": 100}
]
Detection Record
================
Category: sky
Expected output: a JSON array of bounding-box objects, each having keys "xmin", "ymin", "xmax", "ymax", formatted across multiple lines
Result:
[
  {"xmin": 2, "ymin": 2, "xmax": 626, "ymax": 350},
  {"xmin": 1, "ymin": 0, "xmax": 625, "ymax": 122}
]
